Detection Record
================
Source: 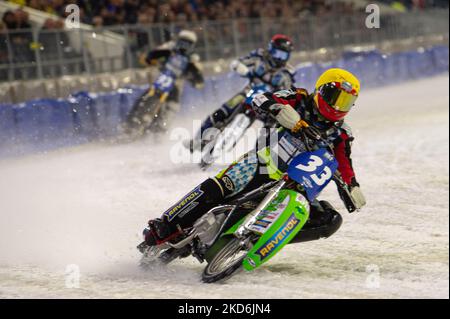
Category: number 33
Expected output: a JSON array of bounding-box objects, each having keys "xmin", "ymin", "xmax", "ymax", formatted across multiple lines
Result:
[{"xmin": 296, "ymin": 155, "xmax": 332, "ymax": 186}]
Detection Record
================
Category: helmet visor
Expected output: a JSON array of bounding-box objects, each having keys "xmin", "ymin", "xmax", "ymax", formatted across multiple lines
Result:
[
  {"xmin": 318, "ymin": 82, "xmax": 358, "ymax": 112},
  {"xmin": 270, "ymin": 48, "xmax": 290, "ymax": 61},
  {"xmin": 175, "ymin": 39, "xmax": 194, "ymax": 52}
]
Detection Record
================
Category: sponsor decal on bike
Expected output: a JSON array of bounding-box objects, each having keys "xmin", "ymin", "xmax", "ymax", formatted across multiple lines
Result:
[
  {"xmin": 254, "ymin": 220, "xmax": 272, "ymax": 228},
  {"xmin": 248, "ymin": 196, "xmax": 290, "ymax": 234},
  {"xmin": 296, "ymin": 193, "xmax": 309, "ymax": 210},
  {"xmin": 257, "ymin": 211, "xmax": 279, "ymax": 221},
  {"xmin": 255, "ymin": 213, "xmax": 300, "ymax": 260},
  {"xmin": 164, "ymin": 186, "xmax": 204, "ymax": 222},
  {"xmin": 257, "ymin": 207, "xmax": 285, "ymax": 221},
  {"xmin": 264, "ymin": 195, "xmax": 286, "ymax": 211},
  {"xmin": 302, "ymin": 176, "xmax": 313, "ymax": 189}
]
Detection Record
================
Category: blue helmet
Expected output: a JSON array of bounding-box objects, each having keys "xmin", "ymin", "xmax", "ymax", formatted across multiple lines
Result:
[{"xmin": 268, "ymin": 34, "xmax": 293, "ymax": 67}]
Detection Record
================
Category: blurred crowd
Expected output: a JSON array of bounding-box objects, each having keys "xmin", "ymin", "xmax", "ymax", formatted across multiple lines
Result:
[
  {"xmin": 1, "ymin": 1, "xmax": 359, "ymax": 27},
  {"xmin": 4, "ymin": 0, "xmax": 448, "ymax": 27},
  {"xmin": 378, "ymin": 0, "xmax": 448, "ymax": 11},
  {"xmin": 6, "ymin": 0, "xmax": 447, "ymax": 28},
  {"xmin": 1, "ymin": 8, "xmax": 33, "ymax": 65},
  {"xmin": 1, "ymin": 0, "xmax": 365, "ymax": 80},
  {"xmin": 1, "ymin": 7, "xmax": 82, "ymax": 80},
  {"xmin": 1, "ymin": 0, "xmax": 448, "ymax": 81}
]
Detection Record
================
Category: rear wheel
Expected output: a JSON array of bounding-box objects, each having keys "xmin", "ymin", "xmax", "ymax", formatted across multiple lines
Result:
[{"xmin": 202, "ymin": 237, "xmax": 248, "ymax": 283}]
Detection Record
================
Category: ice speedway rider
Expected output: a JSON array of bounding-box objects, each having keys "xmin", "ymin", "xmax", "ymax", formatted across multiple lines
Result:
[
  {"xmin": 144, "ymin": 68, "xmax": 367, "ymax": 247},
  {"xmin": 185, "ymin": 34, "xmax": 296, "ymax": 151},
  {"xmin": 126, "ymin": 30, "xmax": 205, "ymax": 134}
]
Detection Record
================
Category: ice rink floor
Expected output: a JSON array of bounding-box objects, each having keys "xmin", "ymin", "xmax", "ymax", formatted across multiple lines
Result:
[{"xmin": 0, "ymin": 75, "xmax": 448, "ymax": 298}]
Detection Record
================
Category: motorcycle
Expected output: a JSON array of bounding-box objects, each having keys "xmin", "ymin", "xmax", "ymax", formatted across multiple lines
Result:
[
  {"xmin": 124, "ymin": 54, "xmax": 189, "ymax": 137},
  {"xmin": 199, "ymin": 83, "xmax": 272, "ymax": 170},
  {"xmin": 137, "ymin": 124, "xmax": 359, "ymax": 283}
]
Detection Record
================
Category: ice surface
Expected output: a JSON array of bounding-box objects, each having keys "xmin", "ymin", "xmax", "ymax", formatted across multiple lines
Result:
[{"xmin": 0, "ymin": 75, "xmax": 448, "ymax": 298}]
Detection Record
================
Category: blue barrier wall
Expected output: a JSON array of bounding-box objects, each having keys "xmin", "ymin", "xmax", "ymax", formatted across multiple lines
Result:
[{"xmin": 0, "ymin": 46, "xmax": 448, "ymax": 158}]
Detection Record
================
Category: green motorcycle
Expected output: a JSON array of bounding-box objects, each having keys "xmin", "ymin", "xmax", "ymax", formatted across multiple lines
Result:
[{"xmin": 138, "ymin": 130, "xmax": 357, "ymax": 283}]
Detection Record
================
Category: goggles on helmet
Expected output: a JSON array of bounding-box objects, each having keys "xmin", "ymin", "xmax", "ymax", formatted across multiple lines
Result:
[
  {"xmin": 318, "ymin": 81, "xmax": 358, "ymax": 112},
  {"xmin": 175, "ymin": 39, "xmax": 195, "ymax": 53},
  {"xmin": 269, "ymin": 46, "xmax": 290, "ymax": 62}
]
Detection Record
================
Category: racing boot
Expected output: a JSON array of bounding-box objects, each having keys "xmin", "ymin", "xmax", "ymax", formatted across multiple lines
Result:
[
  {"xmin": 142, "ymin": 178, "xmax": 226, "ymax": 249},
  {"xmin": 142, "ymin": 218, "xmax": 182, "ymax": 247},
  {"xmin": 290, "ymin": 200, "xmax": 343, "ymax": 244}
]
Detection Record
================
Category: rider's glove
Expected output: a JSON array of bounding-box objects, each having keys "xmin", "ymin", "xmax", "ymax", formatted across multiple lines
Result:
[
  {"xmin": 350, "ymin": 186, "xmax": 366, "ymax": 210},
  {"xmin": 270, "ymin": 104, "xmax": 301, "ymax": 131},
  {"xmin": 230, "ymin": 60, "xmax": 250, "ymax": 76},
  {"xmin": 336, "ymin": 176, "xmax": 366, "ymax": 213},
  {"xmin": 190, "ymin": 53, "xmax": 201, "ymax": 63}
]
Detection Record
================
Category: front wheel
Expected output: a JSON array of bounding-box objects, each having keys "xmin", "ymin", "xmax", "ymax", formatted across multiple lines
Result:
[
  {"xmin": 202, "ymin": 237, "xmax": 249, "ymax": 283},
  {"xmin": 125, "ymin": 92, "xmax": 163, "ymax": 137}
]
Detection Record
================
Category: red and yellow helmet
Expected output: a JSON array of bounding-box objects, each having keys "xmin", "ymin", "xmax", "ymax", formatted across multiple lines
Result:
[{"xmin": 314, "ymin": 68, "xmax": 361, "ymax": 122}]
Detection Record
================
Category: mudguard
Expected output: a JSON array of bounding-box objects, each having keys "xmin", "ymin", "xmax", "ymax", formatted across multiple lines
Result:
[{"xmin": 242, "ymin": 189, "xmax": 309, "ymax": 271}]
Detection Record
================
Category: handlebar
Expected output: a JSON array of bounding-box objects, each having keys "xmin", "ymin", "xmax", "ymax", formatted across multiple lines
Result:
[{"xmin": 332, "ymin": 172, "xmax": 358, "ymax": 213}]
